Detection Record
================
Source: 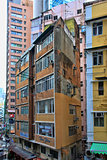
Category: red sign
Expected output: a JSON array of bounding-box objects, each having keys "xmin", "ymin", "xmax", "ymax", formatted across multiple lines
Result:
[{"xmin": 10, "ymin": 114, "xmax": 14, "ymax": 118}]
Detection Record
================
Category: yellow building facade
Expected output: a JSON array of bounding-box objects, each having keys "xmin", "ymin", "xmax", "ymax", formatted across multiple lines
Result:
[{"xmin": 86, "ymin": 0, "xmax": 107, "ymax": 158}]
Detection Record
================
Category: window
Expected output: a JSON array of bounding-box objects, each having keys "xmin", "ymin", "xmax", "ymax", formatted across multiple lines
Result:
[
  {"xmin": 80, "ymin": 81, "xmax": 83, "ymax": 87},
  {"xmin": 98, "ymin": 82, "xmax": 104, "ymax": 95},
  {"xmin": 11, "ymin": 49, "xmax": 22, "ymax": 53},
  {"xmin": 37, "ymin": 123, "xmax": 54, "ymax": 137},
  {"xmin": 11, "ymin": 105, "xmax": 15, "ymax": 108},
  {"xmin": 54, "ymin": 15, "xmax": 58, "ymax": 20},
  {"xmin": 11, "ymin": 80, "xmax": 15, "ymax": 84},
  {"xmin": 41, "ymin": 146, "xmax": 46, "ymax": 154},
  {"xmin": 44, "ymin": 14, "xmax": 52, "ymax": 21},
  {"xmin": 17, "ymin": 75, "xmax": 19, "ymax": 84},
  {"xmin": 81, "ymin": 96, "xmax": 83, "ymax": 101},
  {"xmin": 17, "ymin": 122, "xmax": 19, "ymax": 130},
  {"xmin": 21, "ymin": 68, "xmax": 29, "ymax": 82},
  {"xmin": 50, "ymin": 149, "xmax": 58, "ymax": 159},
  {"xmin": 11, "ymin": 86, "xmax": 15, "ymax": 90},
  {"xmin": 81, "ymin": 126, "xmax": 84, "ymax": 131},
  {"xmin": 80, "ymin": 67, "xmax": 83, "ymax": 72},
  {"xmin": 81, "ymin": 111, "xmax": 83, "ymax": 116},
  {"xmin": 11, "ymin": 61, "xmax": 16, "ymax": 65},
  {"xmin": 11, "ymin": 74, "xmax": 15, "ymax": 77},
  {"xmin": 37, "ymin": 99, "xmax": 54, "ymax": 113},
  {"xmin": 24, "ymin": 45, "xmax": 26, "ymax": 48},
  {"xmin": 11, "ymin": 31, "xmax": 22, "ymax": 36},
  {"xmin": 21, "ymin": 54, "xmax": 29, "ymax": 66},
  {"xmin": 21, "ymin": 106, "xmax": 29, "ymax": 114},
  {"xmin": 80, "ymin": 38, "xmax": 82, "ymax": 43},
  {"xmin": 11, "ymin": 93, "xmax": 15, "ymax": 96},
  {"xmin": 24, "ymin": 9, "xmax": 26, "ymax": 12},
  {"xmin": 11, "ymin": 37, "xmax": 22, "ymax": 42},
  {"xmin": 36, "ymin": 74, "xmax": 54, "ymax": 93},
  {"xmin": 11, "ymin": 13, "xmax": 22, "ymax": 18},
  {"xmin": 93, "ymin": 52, "xmax": 103, "ymax": 65},
  {"xmin": 11, "ymin": 18, "xmax": 22, "ymax": 24},
  {"xmin": 33, "ymin": 33, "xmax": 38, "ymax": 40},
  {"xmin": 24, "ymin": 141, "xmax": 31, "ymax": 148},
  {"xmin": 21, "ymin": 122, "xmax": 29, "ymax": 133},
  {"xmin": 80, "ymin": 52, "xmax": 82, "ymax": 57},
  {"xmin": 17, "ymin": 91, "xmax": 19, "ymax": 99},
  {"xmin": 24, "ymin": 33, "xmax": 26, "ymax": 36},
  {"xmin": 21, "ymin": 86, "xmax": 28, "ymax": 98},
  {"xmin": 69, "ymin": 126, "xmax": 77, "ymax": 136},
  {"xmin": 36, "ymin": 51, "xmax": 54, "ymax": 73},
  {"xmin": 11, "ymin": 43, "xmax": 22, "ymax": 48},
  {"xmin": 94, "ymin": 112, "xmax": 104, "ymax": 127},
  {"xmin": 24, "ymin": 15, "xmax": 26, "ymax": 19},
  {"xmin": 93, "ymin": 22, "xmax": 103, "ymax": 36},
  {"xmin": 73, "ymin": 86, "xmax": 76, "ymax": 95},
  {"xmin": 11, "ymin": 55, "xmax": 20, "ymax": 60},
  {"xmin": 24, "ymin": 39, "xmax": 26, "ymax": 42},
  {"xmin": 17, "ymin": 109, "xmax": 19, "ymax": 115},
  {"xmin": 11, "ymin": 6, "xmax": 22, "ymax": 12},
  {"xmin": 24, "ymin": 27, "xmax": 26, "ymax": 30},
  {"xmin": 11, "ymin": 25, "xmax": 22, "ymax": 30},
  {"xmin": 24, "ymin": 21, "xmax": 26, "ymax": 24},
  {"xmin": 69, "ymin": 105, "xmax": 75, "ymax": 115},
  {"xmin": 77, "ymin": 9, "xmax": 82, "ymax": 14},
  {"xmin": 11, "ymin": 99, "xmax": 15, "ymax": 102},
  {"xmin": 37, "ymin": 33, "xmax": 53, "ymax": 53},
  {"xmin": 11, "ymin": 67, "xmax": 15, "ymax": 71}
]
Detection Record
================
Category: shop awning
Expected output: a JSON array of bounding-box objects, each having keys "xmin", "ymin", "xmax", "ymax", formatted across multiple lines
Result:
[
  {"xmin": 90, "ymin": 143, "xmax": 107, "ymax": 155},
  {"xmin": 9, "ymin": 144, "xmax": 37, "ymax": 160}
]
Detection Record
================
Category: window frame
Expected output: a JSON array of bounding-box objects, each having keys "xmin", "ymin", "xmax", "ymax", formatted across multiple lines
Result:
[
  {"xmin": 94, "ymin": 112, "xmax": 104, "ymax": 127},
  {"xmin": 93, "ymin": 22, "xmax": 103, "ymax": 36},
  {"xmin": 93, "ymin": 51, "xmax": 103, "ymax": 66},
  {"xmin": 98, "ymin": 81, "xmax": 104, "ymax": 95}
]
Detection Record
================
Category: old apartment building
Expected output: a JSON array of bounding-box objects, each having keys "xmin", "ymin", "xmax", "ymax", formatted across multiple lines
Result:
[
  {"xmin": 12, "ymin": 18, "xmax": 81, "ymax": 160},
  {"xmin": 31, "ymin": 0, "xmax": 87, "ymax": 150}
]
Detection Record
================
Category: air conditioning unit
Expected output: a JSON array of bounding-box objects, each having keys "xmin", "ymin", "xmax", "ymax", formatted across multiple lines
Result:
[
  {"xmin": 49, "ymin": 60, "xmax": 54, "ymax": 66},
  {"xmin": 74, "ymin": 117, "xmax": 79, "ymax": 122},
  {"xmin": 48, "ymin": 154, "xmax": 53, "ymax": 158},
  {"xmin": 85, "ymin": 149, "xmax": 92, "ymax": 158},
  {"xmin": 75, "ymin": 126, "xmax": 79, "ymax": 129},
  {"xmin": 85, "ymin": 149, "xmax": 95, "ymax": 159},
  {"xmin": 95, "ymin": 112, "xmax": 104, "ymax": 117},
  {"xmin": 73, "ymin": 66, "xmax": 77, "ymax": 70}
]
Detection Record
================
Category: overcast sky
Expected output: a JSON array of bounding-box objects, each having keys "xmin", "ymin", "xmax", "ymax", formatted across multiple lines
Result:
[{"xmin": 0, "ymin": 0, "xmax": 7, "ymax": 92}]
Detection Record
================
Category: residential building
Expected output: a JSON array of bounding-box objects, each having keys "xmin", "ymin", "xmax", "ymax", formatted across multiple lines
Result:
[
  {"xmin": 85, "ymin": 0, "xmax": 107, "ymax": 159},
  {"xmin": 12, "ymin": 17, "xmax": 81, "ymax": 160},
  {"xmin": 33, "ymin": 17, "xmax": 81, "ymax": 160},
  {"xmin": 31, "ymin": 0, "xmax": 86, "ymax": 153},
  {"xmin": 6, "ymin": 0, "xmax": 33, "ymax": 134}
]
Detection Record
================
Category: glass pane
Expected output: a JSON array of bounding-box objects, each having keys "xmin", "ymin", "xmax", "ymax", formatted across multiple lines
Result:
[
  {"xmin": 93, "ymin": 27, "xmax": 97, "ymax": 35},
  {"xmin": 98, "ymin": 26, "xmax": 102, "ymax": 35},
  {"xmin": 100, "ymin": 117, "xmax": 104, "ymax": 126}
]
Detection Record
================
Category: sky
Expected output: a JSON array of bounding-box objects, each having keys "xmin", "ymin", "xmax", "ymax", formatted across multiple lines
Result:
[{"xmin": 0, "ymin": 0, "xmax": 7, "ymax": 92}]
